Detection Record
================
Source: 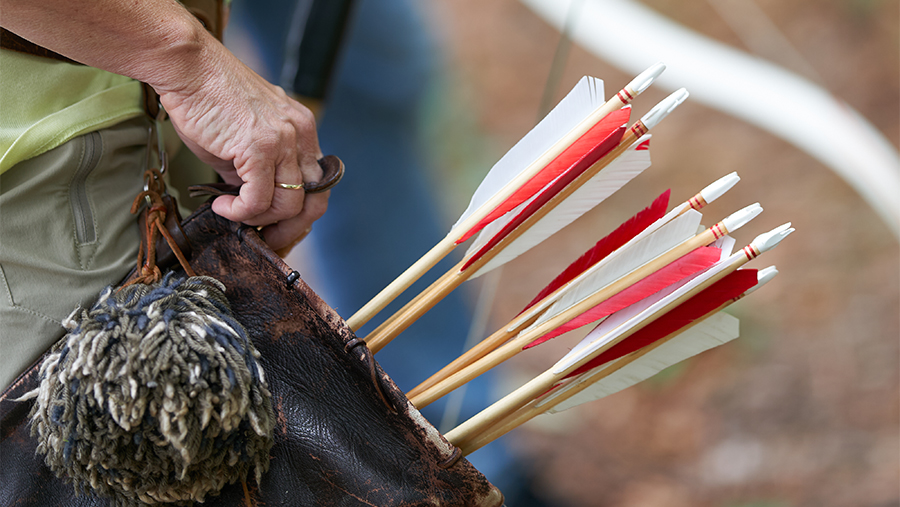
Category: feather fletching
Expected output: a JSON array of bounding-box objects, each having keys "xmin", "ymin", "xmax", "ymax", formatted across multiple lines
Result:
[
  {"xmin": 542, "ymin": 310, "xmax": 740, "ymax": 413},
  {"xmin": 526, "ymin": 245, "xmax": 724, "ymax": 348},
  {"xmin": 520, "ymin": 189, "xmax": 671, "ymax": 313},
  {"xmin": 456, "ymin": 107, "xmax": 632, "ymax": 244},
  {"xmin": 451, "ymin": 77, "xmax": 606, "ymax": 236},
  {"xmin": 563, "ymin": 268, "xmax": 758, "ymax": 379},
  {"xmin": 467, "ymin": 136, "xmax": 654, "ymax": 278}
]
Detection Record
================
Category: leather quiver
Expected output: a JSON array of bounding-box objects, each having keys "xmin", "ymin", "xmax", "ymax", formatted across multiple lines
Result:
[{"xmin": 0, "ymin": 202, "xmax": 504, "ymax": 507}]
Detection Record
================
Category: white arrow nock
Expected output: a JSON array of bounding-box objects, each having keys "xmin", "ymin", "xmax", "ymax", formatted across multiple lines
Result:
[
  {"xmin": 627, "ymin": 62, "xmax": 666, "ymax": 95},
  {"xmin": 700, "ymin": 172, "xmax": 740, "ymax": 205},
  {"xmin": 722, "ymin": 203, "xmax": 763, "ymax": 233},
  {"xmin": 751, "ymin": 223, "xmax": 794, "ymax": 254},
  {"xmin": 641, "ymin": 88, "xmax": 689, "ymax": 130}
]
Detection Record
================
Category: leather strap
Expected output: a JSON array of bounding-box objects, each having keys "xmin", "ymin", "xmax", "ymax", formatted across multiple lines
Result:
[
  {"xmin": 128, "ymin": 169, "xmax": 195, "ymax": 285},
  {"xmin": 306, "ymin": 155, "xmax": 344, "ymax": 193},
  {"xmin": 188, "ymin": 155, "xmax": 345, "ymax": 198}
]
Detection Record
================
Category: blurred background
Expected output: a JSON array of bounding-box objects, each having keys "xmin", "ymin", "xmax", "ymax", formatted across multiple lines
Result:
[{"xmin": 227, "ymin": 0, "xmax": 898, "ymax": 505}]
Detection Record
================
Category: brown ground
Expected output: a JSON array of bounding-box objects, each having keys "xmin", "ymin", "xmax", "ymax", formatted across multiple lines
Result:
[{"xmin": 420, "ymin": 1, "xmax": 900, "ymax": 506}]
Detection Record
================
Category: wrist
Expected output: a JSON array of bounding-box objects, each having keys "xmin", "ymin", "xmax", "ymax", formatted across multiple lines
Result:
[{"xmin": 137, "ymin": 12, "xmax": 223, "ymax": 97}]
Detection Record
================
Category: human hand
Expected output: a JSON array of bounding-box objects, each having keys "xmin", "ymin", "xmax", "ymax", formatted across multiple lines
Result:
[{"xmin": 158, "ymin": 42, "xmax": 329, "ymax": 252}]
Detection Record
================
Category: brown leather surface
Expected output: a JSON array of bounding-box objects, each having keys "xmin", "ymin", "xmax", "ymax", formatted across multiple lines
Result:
[
  {"xmin": 0, "ymin": 202, "xmax": 504, "ymax": 507},
  {"xmin": 189, "ymin": 155, "xmax": 345, "ymax": 198},
  {"xmin": 305, "ymin": 154, "xmax": 344, "ymax": 193}
]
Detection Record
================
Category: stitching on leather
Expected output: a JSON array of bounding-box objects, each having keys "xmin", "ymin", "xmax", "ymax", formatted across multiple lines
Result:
[
  {"xmin": 237, "ymin": 224, "xmax": 398, "ymax": 416},
  {"xmin": 286, "ymin": 271, "xmax": 301, "ymax": 288},
  {"xmin": 437, "ymin": 445, "xmax": 463, "ymax": 469},
  {"xmin": 344, "ymin": 338, "xmax": 397, "ymax": 414}
]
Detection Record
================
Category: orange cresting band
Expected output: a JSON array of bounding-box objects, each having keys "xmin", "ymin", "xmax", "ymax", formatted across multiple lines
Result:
[
  {"xmin": 630, "ymin": 121, "xmax": 649, "ymax": 138},
  {"xmin": 688, "ymin": 195, "xmax": 706, "ymax": 210},
  {"xmin": 742, "ymin": 244, "xmax": 760, "ymax": 260},
  {"xmin": 711, "ymin": 222, "xmax": 727, "ymax": 239},
  {"xmin": 617, "ymin": 88, "xmax": 635, "ymax": 103}
]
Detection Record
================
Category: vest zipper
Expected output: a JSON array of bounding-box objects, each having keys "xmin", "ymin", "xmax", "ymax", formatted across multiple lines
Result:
[{"xmin": 70, "ymin": 131, "xmax": 102, "ymax": 245}]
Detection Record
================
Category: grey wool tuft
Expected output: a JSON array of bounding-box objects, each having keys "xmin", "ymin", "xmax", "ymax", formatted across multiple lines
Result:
[{"xmin": 27, "ymin": 273, "xmax": 275, "ymax": 506}]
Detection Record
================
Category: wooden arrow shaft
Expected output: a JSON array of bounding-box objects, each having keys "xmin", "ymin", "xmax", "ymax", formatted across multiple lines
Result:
[
  {"xmin": 347, "ymin": 88, "xmax": 637, "ymax": 331},
  {"xmin": 445, "ymin": 253, "xmax": 749, "ymax": 449},
  {"xmin": 364, "ymin": 129, "xmax": 640, "ymax": 352}
]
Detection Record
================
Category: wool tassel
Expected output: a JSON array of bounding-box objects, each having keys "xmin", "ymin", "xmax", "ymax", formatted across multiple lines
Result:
[{"xmin": 27, "ymin": 273, "xmax": 274, "ymax": 506}]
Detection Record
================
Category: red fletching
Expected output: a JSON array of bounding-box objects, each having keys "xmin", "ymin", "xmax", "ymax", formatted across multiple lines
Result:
[
  {"xmin": 519, "ymin": 189, "xmax": 670, "ymax": 314},
  {"xmin": 562, "ymin": 268, "xmax": 759, "ymax": 379},
  {"xmin": 525, "ymin": 246, "xmax": 723, "ymax": 348},
  {"xmin": 455, "ymin": 107, "xmax": 632, "ymax": 245},
  {"xmin": 458, "ymin": 119, "xmax": 634, "ymax": 272}
]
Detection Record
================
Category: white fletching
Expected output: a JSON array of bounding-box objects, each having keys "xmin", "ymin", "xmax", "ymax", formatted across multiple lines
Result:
[
  {"xmin": 452, "ymin": 77, "xmax": 605, "ymax": 232},
  {"xmin": 527, "ymin": 208, "xmax": 703, "ymax": 332},
  {"xmin": 722, "ymin": 203, "xmax": 763, "ymax": 233},
  {"xmin": 551, "ymin": 237, "xmax": 746, "ymax": 375},
  {"xmin": 466, "ymin": 135, "xmax": 652, "ymax": 278},
  {"xmin": 510, "ymin": 194, "xmax": 694, "ymax": 330},
  {"xmin": 741, "ymin": 265, "xmax": 778, "ymax": 298},
  {"xmin": 543, "ymin": 264, "xmax": 772, "ymax": 413},
  {"xmin": 542, "ymin": 311, "xmax": 739, "ymax": 413},
  {"xmin": 713, "ymin": 235, "xmax": 736, "ymax": 259},
  {"xmin": 628, "ymin": 62, "xmax": 666, "ymax": 94},
  {"xmin": 700, "ymin": 172, "xmax": 740, "ymax": 204},
  {"xmin": 641, "ymin": 88, "xmax": 689, "ymax": 130},
  {"xmin": 755, "ymin": 266, "xmax": 779, "ymax": 287}
]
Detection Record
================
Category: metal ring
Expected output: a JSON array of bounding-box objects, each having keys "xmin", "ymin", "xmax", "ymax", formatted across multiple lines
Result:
[{"xmin": 274, "ymin": 155, "xmax": 344, "ymax": 193}]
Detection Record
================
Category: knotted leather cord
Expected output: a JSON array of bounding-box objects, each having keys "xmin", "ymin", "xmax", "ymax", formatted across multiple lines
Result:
[
  {"xmin": 437, "ymin": 445, "xmax": 463, "ymax": 469},
  {"xmin": 126, "ymin": 168, "xmax": 196, "ymax": 287},
  {"xmin": 343, "ymin": 337, "xmax": 396, "ymax": 414}
]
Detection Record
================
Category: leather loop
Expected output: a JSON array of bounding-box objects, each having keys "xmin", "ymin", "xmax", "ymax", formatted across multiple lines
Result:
[
  {"xmin": 304, "ymin": 155, "xmax": 344, "ymax": 194},
  {"xmin": 189, "ymin": 182, "xmax": 242, "ymax": 198},
  {"xmin": 438, "ymin": 446, "xmax": 463, "ymax": 469},
  {"xmin": 188, "ymin": 156, "xmax": 344, "ymax": 199},
  {"xmin": 345, "ymin": 338, "xmax": 397, "ymax": 414}
]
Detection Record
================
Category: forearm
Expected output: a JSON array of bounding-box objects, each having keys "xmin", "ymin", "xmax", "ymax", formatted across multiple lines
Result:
[
  {"xmin": 1, "ymin": 0, "xmax": 221, "ymax": 95},
  {"xmin": 3, "ymin": 0, "xmax": 330, "ymax": 252}
]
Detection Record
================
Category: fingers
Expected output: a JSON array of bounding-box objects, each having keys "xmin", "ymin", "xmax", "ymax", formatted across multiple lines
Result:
[
  {"xmin": 261, "ymin": 190, "xmax": 329, "ymax": 251},
  {"xmin": 160, "ymin": 56, "xmax": 331, "ymax": 247},
  {"xmin": 211, "ymin": 119, "xmax": 321, "ymax": 226},
  {"xmin": 212, "ymin": 151, "xmax": 330, "ymax": 253},
  {"xmin": 210, "ymin": 166, "xmax": 274, "ymax": 222}
]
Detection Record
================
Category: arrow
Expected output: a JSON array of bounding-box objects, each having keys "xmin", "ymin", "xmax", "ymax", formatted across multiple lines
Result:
[
  {"xmin": 404, "ymin": 189, "xmax": 671, "ymax": 399},
  {"xmin": 458, "ymin": 266, "xmax": 778, "ymax": 454},
  {"xmin": 444, "ymin": 223, "xmax": 794, "ymax": 450},
  {"xmin": 347, "ymin": 63, "xmax": 666, "ymax": 331},
  {"xmin": 513, "ymin": 172, "xmax": 740, "ymax": 331},
  {"xmin": 407, "ymin": 203, "xmax": 762, "ymax": 408},
  {"xmin": 366, "ymin": 89, "xmax": 690, "ymax": 352}
]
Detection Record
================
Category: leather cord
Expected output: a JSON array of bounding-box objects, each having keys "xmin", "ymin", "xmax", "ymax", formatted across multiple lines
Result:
[
  {"xmin": 125, "ymin": 169, "xmax": 196, "ymax": 287},
  {"xmin": 437, "ymin": 446, "xmax": 463, "ymax": 469},
  {"xmin": 344, "ymin": 338, "xmax": 397, "ymax": 414},
  {"xmin": 188, "ymin": 155, "xmax": 345, "ymax": 198}
]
